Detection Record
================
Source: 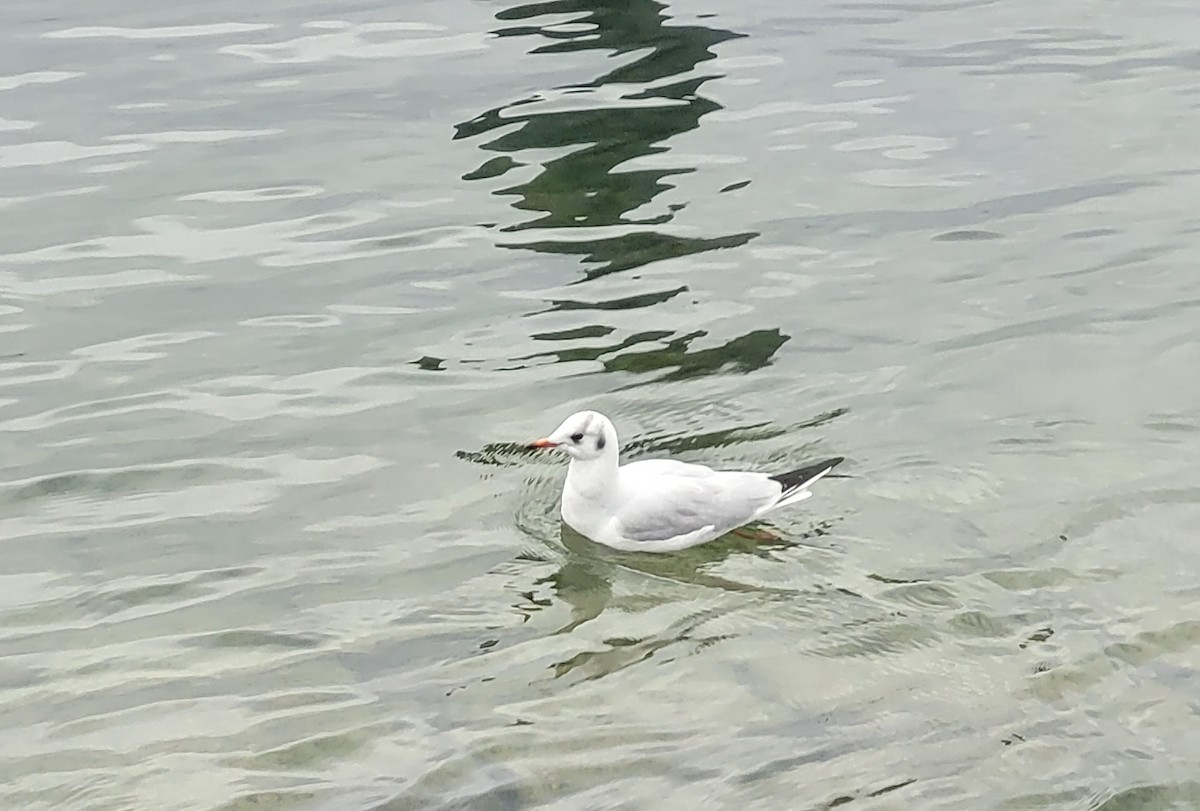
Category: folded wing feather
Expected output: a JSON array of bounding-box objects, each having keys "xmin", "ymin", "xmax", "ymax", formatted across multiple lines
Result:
[{"xmin": 614, "ymin": 460, "xmax": 782, "ymax": 543}]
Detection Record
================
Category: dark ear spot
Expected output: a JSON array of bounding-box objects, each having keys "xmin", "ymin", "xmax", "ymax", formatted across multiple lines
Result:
[{"xmin": 596, "ymin": 435, "xmax": 606, "ymax": 450}]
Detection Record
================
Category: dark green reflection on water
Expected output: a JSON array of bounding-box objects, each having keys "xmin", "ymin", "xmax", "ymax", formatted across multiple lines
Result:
[
  {"xmin": 456, "ymin": 0, "xmax": 781, "ymax": 381},
  {"xmin": 515, "ymin": 231, "xmax": 756, "ymax": 283},
  {"xmin": 603, "ymin": 327, "xmax": 788, "ymax": 382},
  {"xmin": 500, "ymin": 327, "xmax": 787, "ymax": 383},
  {"xmin": 455, "ymin": 0, "xmax": 757, "ymax": 266}
]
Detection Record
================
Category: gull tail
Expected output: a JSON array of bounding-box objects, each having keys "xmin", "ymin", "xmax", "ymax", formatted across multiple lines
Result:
[{"xmin": 769, "ymin": 456, "xmax": 844, "ymax": 508}]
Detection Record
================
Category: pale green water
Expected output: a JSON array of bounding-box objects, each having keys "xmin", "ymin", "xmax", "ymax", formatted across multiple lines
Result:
[{"xmin": 3, "ymin": 1, "xmax": 1200, "ymax": 809}]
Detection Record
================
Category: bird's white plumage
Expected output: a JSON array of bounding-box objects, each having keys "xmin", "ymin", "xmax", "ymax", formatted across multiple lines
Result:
[{"xmin": 531, "ymin": 410, "xmax": 840, "ymax": 552}]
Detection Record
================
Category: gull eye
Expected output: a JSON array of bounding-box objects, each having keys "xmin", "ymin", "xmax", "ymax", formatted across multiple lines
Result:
[{"xmin": 570, "ymin": 432, "xmax": 584, "ymax": 442}]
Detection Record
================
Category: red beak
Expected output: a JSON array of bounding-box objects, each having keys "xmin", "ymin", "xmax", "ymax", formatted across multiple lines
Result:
[{"xmin": 528, "ymin": 438, "xmax": 558, "ymax": 449}]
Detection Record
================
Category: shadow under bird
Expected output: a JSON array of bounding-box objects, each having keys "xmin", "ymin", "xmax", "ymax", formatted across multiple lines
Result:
[{"xmin": 528, "ymin": 410, "xmax": 843, "ymax": 552}]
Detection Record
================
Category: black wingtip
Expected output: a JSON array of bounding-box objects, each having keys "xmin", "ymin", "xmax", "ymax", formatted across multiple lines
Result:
[{"xmin": 769, "ymin": 456, "xmax": 844, "ymax": 494}]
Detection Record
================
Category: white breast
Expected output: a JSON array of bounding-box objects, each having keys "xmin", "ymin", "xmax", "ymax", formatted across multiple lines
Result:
[{"xmin": 560, "ymin": 478, "xmax": 612, "ymax": 540}]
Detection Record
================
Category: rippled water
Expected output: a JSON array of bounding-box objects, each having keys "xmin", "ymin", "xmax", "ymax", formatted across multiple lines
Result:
[{"xmin": 3, "ymin": 0, "xmax": 1200, "ymax": 809}]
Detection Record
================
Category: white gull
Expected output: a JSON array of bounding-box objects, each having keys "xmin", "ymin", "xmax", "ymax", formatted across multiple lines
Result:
[{"xmin": 529, "ymin": 410, "xmax": 842, "ymax": 552}]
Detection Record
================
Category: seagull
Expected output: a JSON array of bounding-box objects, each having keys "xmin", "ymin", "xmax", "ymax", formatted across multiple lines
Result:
[{"xmin": 528, "ymin": 410, "xmax": 843, "ymax": 552}]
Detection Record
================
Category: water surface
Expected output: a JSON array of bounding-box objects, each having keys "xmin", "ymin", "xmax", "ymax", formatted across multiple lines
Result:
[{"xmin": 3, "ymin": 0, "xmax": 1200, "ymax": 809}]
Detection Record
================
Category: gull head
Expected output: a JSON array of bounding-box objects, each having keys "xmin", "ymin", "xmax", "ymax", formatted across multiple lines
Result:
[{"xmin": 529, "ymin": 410, "xmax": 618, "ymax": 462}]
